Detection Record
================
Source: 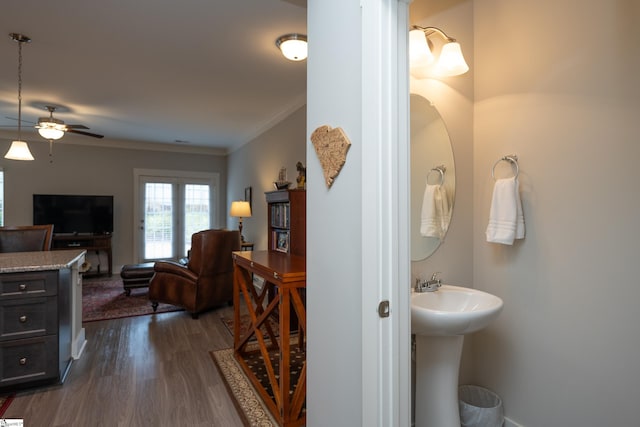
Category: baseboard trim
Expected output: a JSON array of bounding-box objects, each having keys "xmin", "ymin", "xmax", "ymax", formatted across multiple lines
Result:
[
  {"xmin": 72, "ymin": 327, "xmax": 87, "ymax": 359},
  {"xmin": 505, "ymin": 416, "xmax": 525, "ymax": 427}
]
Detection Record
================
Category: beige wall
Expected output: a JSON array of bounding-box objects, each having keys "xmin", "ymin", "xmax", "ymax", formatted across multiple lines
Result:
[
  {"xmin": 226, "ymin": 105, "xmax": 306, "ymax": 251},
  {"xmin": 473, "ymin": 1, "xmax": 640, "ymax": 426},
  {"xmin": 0, "ymin": 136, "xmax": 226, "ymax": 270}
]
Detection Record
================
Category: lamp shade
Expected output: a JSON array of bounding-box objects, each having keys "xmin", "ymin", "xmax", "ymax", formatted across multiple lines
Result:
[
  {"xmin": 433, "ymin": 41, "xmax": 469, "ymax": 77},
  {"xmin": 230, "ymin": 201, "xmax": 252, "ymax": 218},
  {"xmin": 409, "ymin": 29, "xmax": 434, "ymax": 67},
  {"xmin": 276, "ymin": 34, "xmax": 308, "ymax": 61},
  {"xmin": 4, "ymin": 140, "xmax": 34, "ymax": 161}
]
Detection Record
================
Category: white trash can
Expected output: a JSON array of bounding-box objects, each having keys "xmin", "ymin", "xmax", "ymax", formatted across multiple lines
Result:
[{"xmin": 459, "ymin": 385, "xmax": 504, "ymax": 427}]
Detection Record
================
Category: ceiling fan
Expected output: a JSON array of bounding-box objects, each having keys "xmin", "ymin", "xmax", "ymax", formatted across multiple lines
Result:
[{"xmin": 35, "ymin": 105, "xmax": 104, "ymax": 140}]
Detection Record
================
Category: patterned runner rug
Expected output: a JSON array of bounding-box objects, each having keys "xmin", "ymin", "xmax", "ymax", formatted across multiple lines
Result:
[
  {"xmin": 83, "ymin": 278, "xmax": 183, "ymax": 322},
  {"xmin": 211, "ymin": 348, "xmax": 278, "ymax": 427}
]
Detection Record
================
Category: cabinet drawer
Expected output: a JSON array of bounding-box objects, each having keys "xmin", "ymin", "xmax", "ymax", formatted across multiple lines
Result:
[
  {"xmin": 0, "ymin": 297, "xmax": 57, "ymax": 341},
  {"xmin": 0, "ymin": 335, "xmax": 58, "ymax": 388},
  {"xmin": 0, "ymin": 271, "xmax": 57, "ymax": 298}
]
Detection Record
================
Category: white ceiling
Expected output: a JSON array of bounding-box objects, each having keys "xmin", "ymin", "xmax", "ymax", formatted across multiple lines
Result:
[{"xmin": 0, "ymin": 0, "xmax": 307, "ymax": 153}]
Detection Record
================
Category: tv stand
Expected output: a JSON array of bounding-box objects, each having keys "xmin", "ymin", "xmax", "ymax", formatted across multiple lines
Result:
[{"xmin": 52, "ymin": 234, "xmax": 112, "ymax": 276}]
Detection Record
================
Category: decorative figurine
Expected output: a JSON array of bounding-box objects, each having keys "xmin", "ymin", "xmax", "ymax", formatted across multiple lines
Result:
[{"xmin": 296, "ymin": 161, "xmax": 306, "ymax": 189}]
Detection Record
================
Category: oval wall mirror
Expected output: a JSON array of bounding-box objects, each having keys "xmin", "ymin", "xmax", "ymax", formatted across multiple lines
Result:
[{"xmin": 410, "ymin": 93, "xmax": 455, "ymax": 261}]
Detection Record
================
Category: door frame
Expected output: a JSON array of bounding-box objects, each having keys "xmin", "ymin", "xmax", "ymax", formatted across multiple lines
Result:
[{"xmin": 360, "ymin": 1, "xmax": 411, "ymax": 425}]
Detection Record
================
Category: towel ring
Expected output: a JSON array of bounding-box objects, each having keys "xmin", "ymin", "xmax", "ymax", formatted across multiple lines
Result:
[
  {"xmin": 491, "ymin": 155, "xmax": 519, "ymax": 180},
  {"xmin": 427, "ymin": 165, "xmax": 446, "ymax": 186}
]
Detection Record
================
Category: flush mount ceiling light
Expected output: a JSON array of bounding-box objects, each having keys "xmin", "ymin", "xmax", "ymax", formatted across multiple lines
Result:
[
  {"xmin": 276, "ymin": 33, "xmax": 307, "ymax": 61},
  {"xmin": 409, "ymin": 25, "xmax": 469, "ymax": 78},
  {"xmin": 4, "ymin": 33, "xmax": 34, "ymax": 161}
]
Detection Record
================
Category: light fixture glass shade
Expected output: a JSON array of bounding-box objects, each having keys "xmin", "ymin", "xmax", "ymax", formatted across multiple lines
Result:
[
  {"xmin": 37, "ymin": 123, "xmax": 65, "ymax": 140},
  {"xmin": 230, "ymin": 201, "xmax": 252, "ymax": 218},
  {"xmin": 4, "ymin": 140, "xmax": 34, "ymax": 161},
  {"xmin": 433, "ymin": 41, "xmax": 469, "ymax": 77},
  {"xmin": 276, "ymin": 34, "xmax": 308, "ymax": 61},
  {"xmin": 409, "ymin": 29, "xmax": 434, "ymax": 67}
]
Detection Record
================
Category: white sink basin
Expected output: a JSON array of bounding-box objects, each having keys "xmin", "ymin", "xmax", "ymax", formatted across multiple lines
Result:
[{"xmin": 411, "ymin": 284, "xmax": 503, "ymax": 336}]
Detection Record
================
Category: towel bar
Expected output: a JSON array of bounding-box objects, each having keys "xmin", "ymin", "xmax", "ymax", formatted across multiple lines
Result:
[{"xmin": 491, "ymin": 155, "xmax": 519, "ymax": 180}]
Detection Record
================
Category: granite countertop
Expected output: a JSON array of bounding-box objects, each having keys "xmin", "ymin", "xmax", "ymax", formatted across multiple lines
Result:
[{"xmin": 0, "ymin": 250, "xmax": 86, "ymax": 273}]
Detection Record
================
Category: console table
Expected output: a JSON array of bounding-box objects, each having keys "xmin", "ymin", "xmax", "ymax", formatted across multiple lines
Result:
[
  {"xmin": 52, "ymin": 234, "xmax": 112, "ymax": 276},
  {"xmin": 232, "ymin": 250, "xmax": 306, "ymax": 427}
]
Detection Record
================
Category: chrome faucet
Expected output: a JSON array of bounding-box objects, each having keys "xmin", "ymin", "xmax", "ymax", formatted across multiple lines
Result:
[{"xmin": 415, "ymin": 272, "xmax": 442, "ymax": 293}]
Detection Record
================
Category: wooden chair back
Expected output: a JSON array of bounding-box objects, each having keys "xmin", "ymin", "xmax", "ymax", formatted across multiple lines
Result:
[{"xmin": 0, "ymin": 224, "xmax": 54, "ymax": 253}]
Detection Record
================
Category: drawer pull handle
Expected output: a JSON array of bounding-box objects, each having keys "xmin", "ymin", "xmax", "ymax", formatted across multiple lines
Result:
[
  {"xmin": 19, "ymin": 357, "xmax": 27, "ymax": 365},
  {"xmin": 19, "ymin": 315, "xmax": 27, "ymax": 323},
  {"xmin": 18, "ymin": 283, "xmax": 27, "ymax": 291}
]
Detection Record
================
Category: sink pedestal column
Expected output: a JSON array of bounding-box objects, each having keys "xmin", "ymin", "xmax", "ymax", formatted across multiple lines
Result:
[{"xmin": 415, "ymin": 334, "xmax": 464, "ymax": 427}]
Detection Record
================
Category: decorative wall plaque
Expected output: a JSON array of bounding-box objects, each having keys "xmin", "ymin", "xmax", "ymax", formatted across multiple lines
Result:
[{"xmin": 311, "ymin": 125, "xmax": 351, "ymax": 188}]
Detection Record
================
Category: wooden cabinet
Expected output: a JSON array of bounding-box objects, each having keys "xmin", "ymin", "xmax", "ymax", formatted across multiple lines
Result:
[
  {"xmin": 266, "ymin": 189, "xmax": 306, "ymax": 256},
  {"xmin": 0, "ymin": 269, "xmax": 72, "ymax": 391},
  {"xmin": 52, "ymin": 234, "xmax": 112, "ymax": 276}
]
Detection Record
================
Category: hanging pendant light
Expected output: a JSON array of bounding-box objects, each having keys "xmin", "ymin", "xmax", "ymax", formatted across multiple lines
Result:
[{"xmin": 4, "ymin": 33, "xmax": 34, "ymax": 161}]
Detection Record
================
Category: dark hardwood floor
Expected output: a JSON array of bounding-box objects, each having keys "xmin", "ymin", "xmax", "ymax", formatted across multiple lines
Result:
[{"xmin": 4, "ymin": 308, "xmax": 245, "ymax": 427}]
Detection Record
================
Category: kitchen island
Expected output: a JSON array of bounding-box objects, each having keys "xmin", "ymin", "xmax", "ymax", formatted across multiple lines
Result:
[{"xmin": 0, "ymin": 249, "xmax": 86, "ymax": 391}]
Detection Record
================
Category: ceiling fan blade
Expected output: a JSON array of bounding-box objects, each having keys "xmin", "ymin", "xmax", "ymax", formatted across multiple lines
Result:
[
  {"xmin": 4, "ymin": 116, "xmax": 37, "ymax": 124},
  {"xmin": 65, "ymin": 124, "xmax": 90, "ymax": 130},
  {"xmin": 67, "ymin": 129, "xmax": 104, "ymax": 139}
]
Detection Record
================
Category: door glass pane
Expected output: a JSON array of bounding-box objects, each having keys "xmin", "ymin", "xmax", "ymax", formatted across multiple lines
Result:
[
  {"xmin": 183, "ymin": 184, "xmax": 210, "ymax": 255},
  {"xmin": 144, "ymin": 183, "xmax": 173, "ymax": 259}
]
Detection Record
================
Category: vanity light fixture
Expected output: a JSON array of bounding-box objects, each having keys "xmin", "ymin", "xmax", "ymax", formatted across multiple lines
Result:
[
  {"xmin": 409, "ymin": 25, "xmax": 469, "ymax": 78},
  {"xmin": 276, "ymin": 33, "xmax": 308, "ymax": 61},
  {"xmin": 4, "ymin": 33, "xmax": 35, "ymax": 161},
  {"xmin": 230, "ymin": 200, "xmax": 252, "ymax": 242}
]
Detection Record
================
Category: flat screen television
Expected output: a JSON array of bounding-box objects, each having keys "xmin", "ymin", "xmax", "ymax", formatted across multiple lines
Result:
[{"xmin": 33, "ymin": 194, "xmax": 114, "ymax": 235}]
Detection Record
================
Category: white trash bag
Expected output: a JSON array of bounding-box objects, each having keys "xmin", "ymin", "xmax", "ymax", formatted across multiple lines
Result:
[{"xmin": 459, "ymin": 385, "xmax": 504, "ymax": 427}]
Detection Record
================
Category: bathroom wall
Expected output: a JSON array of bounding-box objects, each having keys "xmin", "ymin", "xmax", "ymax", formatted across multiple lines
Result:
[
  {"xmin": 226, "ymin": 105, "xmax": 306, "ymax": 250},
  {"xmin": 409, "ymin": 0, "xmax": 475, "ymax": 382},
  {"xmin": 472, "ymin": 1, "xmax": 640, "ymax": 426}
]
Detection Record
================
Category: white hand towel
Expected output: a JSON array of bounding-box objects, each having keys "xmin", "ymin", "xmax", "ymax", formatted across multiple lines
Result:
[
  {"xmin": 486, "ymin": 177, "xmax": 525, "ymax": 245},
  {"xmin": 420, "ymin": 183, "xmax": 449, "ymax": 239}
]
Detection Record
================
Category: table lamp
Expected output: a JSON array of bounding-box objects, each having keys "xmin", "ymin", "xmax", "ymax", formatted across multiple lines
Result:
[{"xmin": 230, "ymin": 201, "xmax": 252, "ymax": 242}]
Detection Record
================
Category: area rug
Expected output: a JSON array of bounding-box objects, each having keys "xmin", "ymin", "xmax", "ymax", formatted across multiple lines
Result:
[
  {"xmin": 82, "ymin": 278, "xmax": 183, "ymax": 322},
  {"xmin": 211, "ymin": 348, "xmax": 278, "ymax": 427},
  {"xmin": 0, "ymin": 394, "xmax": 14, "ymax": 417},
  {"xmin": 220, "ymin": 311, "xmax": 279, "ymax": 341}
]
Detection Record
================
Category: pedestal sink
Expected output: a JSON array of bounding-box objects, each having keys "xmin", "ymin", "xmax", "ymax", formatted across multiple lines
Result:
[{"xmin": 411, "ymin": 285, "xmax": 503, "ymax": 427}]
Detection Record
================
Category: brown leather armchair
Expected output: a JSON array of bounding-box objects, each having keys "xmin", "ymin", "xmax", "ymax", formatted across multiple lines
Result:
[
  {"xmin": 0, "ymin": 224, "xmax": 54, "ymax": 253},
  {"xmin": 149, "ymin": 229, "xmax": 241, "ymax": 318}
]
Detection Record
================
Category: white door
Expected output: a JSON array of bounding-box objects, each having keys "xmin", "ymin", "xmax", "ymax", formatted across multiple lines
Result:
[
  {"xmin": 133, "ymin": 169, "xmax": 219, "ymax": 262},
  {"xmin": 306, "ymin": 0, "xmax": 410, "ymax": 425}
]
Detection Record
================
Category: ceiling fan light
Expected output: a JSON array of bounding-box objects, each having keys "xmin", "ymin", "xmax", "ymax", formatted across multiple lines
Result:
[
  {"xmin": 4, "ymin": 140, "xmax": 34, "ymax": 161},
  {"xmin": 37, "ymin": 123, "xmax": 65, "ymax": 140},
  {"xmin": 276, "ymin": 34, "xmax": 308, "ymax": 61}
]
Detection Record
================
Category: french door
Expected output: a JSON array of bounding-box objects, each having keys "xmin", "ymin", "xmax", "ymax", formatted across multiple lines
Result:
[{"xmin": 134, "ymin": 169, "xmax": 219, "ymax": 262}]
